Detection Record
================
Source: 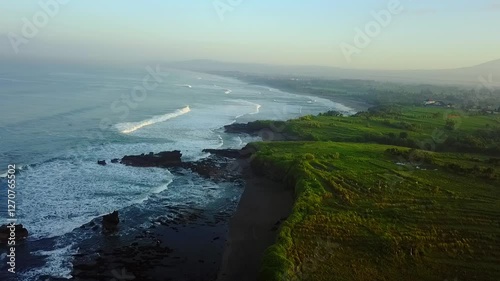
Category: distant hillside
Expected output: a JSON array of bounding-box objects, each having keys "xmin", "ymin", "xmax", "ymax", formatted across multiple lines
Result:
[{"xmin": 167, "ymin": 59, "xmax": 500, "ymax": 88}]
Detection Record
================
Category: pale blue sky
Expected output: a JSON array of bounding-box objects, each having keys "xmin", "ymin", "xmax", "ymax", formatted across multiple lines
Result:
[{"xmin": 0, "ymin": 0, "xmax": 498, "ymax": 69}]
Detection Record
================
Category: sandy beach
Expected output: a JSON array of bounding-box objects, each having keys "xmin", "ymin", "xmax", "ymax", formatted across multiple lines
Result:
[{"xmin": 216, "ymin": 160, "xmax": 294, "ymax": 281}]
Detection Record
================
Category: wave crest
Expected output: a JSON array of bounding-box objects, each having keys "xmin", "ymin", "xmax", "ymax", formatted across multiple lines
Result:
[{"xmin": 116, "ymin": 106, "xmax": 191, "ymax": 134}]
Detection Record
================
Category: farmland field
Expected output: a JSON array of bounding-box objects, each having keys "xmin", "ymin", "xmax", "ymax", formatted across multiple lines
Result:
[{"xmin": 244, "ymin": 106, "xmax": 500, "ymax": 281}]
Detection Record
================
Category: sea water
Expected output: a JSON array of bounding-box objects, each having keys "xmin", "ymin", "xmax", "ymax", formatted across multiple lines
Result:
[{"xmin": 0, "ymin": 62, "xmax": 354, "ymax": 280}]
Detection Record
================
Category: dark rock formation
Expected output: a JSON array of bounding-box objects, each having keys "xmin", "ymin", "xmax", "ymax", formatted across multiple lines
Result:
[
  {"xmin": 224, "ymin": 123, "xmax": 261, "ymax": 134},
  {"xmin": 121, "ymin": 151, "xmax": 182, "ymax": 167},
  {"xmin": 183, "ymin": 160, "xmax": 222, "ymax": 179},
  {"xmin": 202, "ymin": 149, "xmax": 250, "ymax": 159},
  {"xmin": 97, "ymin": 160, "xmax": 107, "ymax": 166},
  {"xmin": 110, "ymin": 158, "xmax": 120, "ymax": 163},
  {"xmin": 72, "ymin": 239, "xmax": 174, "ymax": 281},
  {"xmin": 119, "ymin": 150, "xmax": 248, "ymax": 182},
  {"xmin": 224, "ymin": 122, "xmax": 297, "ymax": 141},
  {"xmin": 0, "ymin": 224, "xmax": 28, "ymax": 244},
  {"xmin": 102, "ymin": 211, "xmax": 119, "ymax": 233},
  {"xmin": 180, "ymin": 158, "xmax": 241, "ymax": 182}
]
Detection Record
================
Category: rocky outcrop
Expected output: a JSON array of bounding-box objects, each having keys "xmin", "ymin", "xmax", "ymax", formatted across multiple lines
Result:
[
  {"xmin": 0, "ymin": 224, "xmax": 28, "ymax": 244},
  {"xmin": 182, "ymin": 157, "xmax": 243, "ymax": 182},
  {"xmin": 224, "ymin": 123, "xmax": 261, "ymax": 135},
  {"xmin": 102, "ymin": 211, "xmax": 119, "ymax": 233},
  {"xmin": 118, "ymin": 150, "xmax": 245, "ymax": 182},
  {"xmin": 97, "ymin": 160, "xmax": 107, "ymax": 166},
  {"xmin": 224, "ymin": 122, "xmax": 297, "ymax": 141},
  {"xmin": 202, "ymin": 149, "xmax": 251, "ymax": 159},
  {"xmin": 121, "ymin": 151, "xmax": 182, "ymax": 167}
]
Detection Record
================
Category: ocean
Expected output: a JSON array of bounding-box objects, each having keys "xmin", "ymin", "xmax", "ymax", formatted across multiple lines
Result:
[{"xmin": 0, "ymin": 62, "xmax": 354, "ymax": 280}]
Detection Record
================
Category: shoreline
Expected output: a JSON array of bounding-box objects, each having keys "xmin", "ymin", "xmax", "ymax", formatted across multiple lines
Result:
[
  {"xmin": 68, "ymin": 151, "xmax": 295, "ymax": 281},
  {"xmin": 327, "ymin": 96, "xmax": 372, "ymax": 112},
  {"xmin": 201, "ymin": 71, "xmax": 373, "ymax": 113},
  {"xmin": 70, "ymin": 205, "xmax": 231, "ymax": 281},
  {"xmin": 3, "ymin": 76, "xmax": 355, "ymax": 280},
  {"xmin": 55, "ymin": 153, "xmax": 244, "ymax": 281},
  {"xmin": 216, "ymin": 159, "xmax": 294, "ymax": 281}
]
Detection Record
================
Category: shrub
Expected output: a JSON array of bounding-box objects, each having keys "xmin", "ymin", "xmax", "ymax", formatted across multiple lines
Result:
[
  {"xmin": 407, "ymin": 149, "xmax": 434, "ymax": 164},
  {"xmin": 487, "ymin": 158, "xmax": 500, "ymax": 165},
  {"xmin": 445, "ymin": 119, "xmax": 457, "ymax": 131},
  {"xmin": 398, "ymin": 121, "xmax": 418, "ymax": 131},
  {"xmin": 481, "ymin": 167, "xmax": 496, "ymax": 179},
  {"xmin": 299, "ymin": 115, "xmax": 314, "ymax": 121},
  {"xmin": 385, "ymin": 148, "xmax": 404, "ymax": 156},
  {"xmin": 319, "ymin": 110, "xmax": 343, "ymax": 117},
  {"xmin": 367, "ymin": 105, "xmax": 402, "ymax": 117},
  {"xmin": 303, "ymin": 153, "xmax": 315, "ymax": 161}
]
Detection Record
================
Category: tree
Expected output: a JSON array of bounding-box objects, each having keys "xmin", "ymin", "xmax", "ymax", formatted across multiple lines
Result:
[
  {"xmin": 400, "ymin": 132, "xmax": 408, "ymax": 139},
  {"xmin": 445, "ymin": 119, "xmax": 457, "ymax": 131},
  {"xmin": 319, "ymin": 111, "xmax": 343, "ymax": 117}
]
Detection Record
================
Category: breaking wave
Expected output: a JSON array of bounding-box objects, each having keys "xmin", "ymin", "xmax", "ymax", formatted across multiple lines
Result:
[{"xmin": 116, "ymin": 106, "xmax": 191, "ymax": 134}]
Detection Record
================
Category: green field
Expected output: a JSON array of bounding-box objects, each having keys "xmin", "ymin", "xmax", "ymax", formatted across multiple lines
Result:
[
  {"xmin": 245, "ymin": 107, "xmax": 500, "ymax": 281},
  {"xmin": 250, "ymin": 105, "xmax": 500, "ymax": 155}
]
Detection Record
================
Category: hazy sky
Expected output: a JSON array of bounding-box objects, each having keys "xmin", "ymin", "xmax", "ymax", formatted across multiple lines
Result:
[{"xmin": 0, "ymin": 0, "xmax": 498, "ymax": 69}]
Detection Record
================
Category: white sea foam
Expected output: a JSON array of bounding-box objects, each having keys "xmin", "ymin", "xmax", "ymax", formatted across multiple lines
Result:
[
  {"xmin": 158, "ymin": 176, "xmax": 227, "ymax": 206},
  {"xmin": 251, "ymin": 104, "xmax": 262, "ymax": 115},
  {"xmin": 217, "ymin": 135, "xmax": 224, "ymax": 148},
  {"xmin": 152, "ymin": 180, "xmax": 173, "ymax": 194},
  {"xmin": 116, "ymin": 106, "xmax": 191, "ymax": 134},
  {"xmin": 0, "ymin": 164, "xmax": 24, "ymax": 178},
  {"xmin": 228, "ymin": 99, "xmax": 262, "ymax": 118},
  {"xmin": 236, "ymin": 136, "xmax": 243, "ymax": 147},
  {"xmin": 17, "ymin": 159, "xmax": 174, "ymax": 239},
  {"xmin": 134, "ymin": 179, "xmax": 173, "ymax": 204},
  {"xmin": 21, "ymin": 243, "xmax": 77, "ymax": 280}
]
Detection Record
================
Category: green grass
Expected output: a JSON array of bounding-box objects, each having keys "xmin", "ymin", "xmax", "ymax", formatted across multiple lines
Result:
[
  {"xmin": 245, "ymin": 107, "xmax": 500, "ymax": 281},
  {"xmin": 289, "ymin": 107, "xmax": 498, "ymax": 140},
  {"xmin": 253, "ymin": 142, "xmax": 500, "ymax": 281},
  {"xmin": 248, "ymin": 106, "xmax": 500, "ymax": 155}
]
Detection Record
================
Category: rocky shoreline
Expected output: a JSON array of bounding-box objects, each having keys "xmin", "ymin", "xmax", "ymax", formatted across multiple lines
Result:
[
  {"xmin": 66, "ymin": 146, "xmax": 252, "ymax": 281},
  {"xmin": 70, "ymin": 205, "xmax": 232, "ymax": 281},
  {"xmin": 223, "ymin": 122, "xmax": 298, "ymax": 141},
  {"xmin": 96, "ymin": 148, "xmax": 252, "ymax": 183},
  {"xmin": 6, "ymin": 122, "xmax": 289, "ymax": 281}
]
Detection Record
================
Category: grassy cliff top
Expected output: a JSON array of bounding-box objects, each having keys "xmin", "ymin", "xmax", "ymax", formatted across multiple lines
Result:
[{"xmin": 245, "ymin": 106, "xmax": 500, "ymax": 281}]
